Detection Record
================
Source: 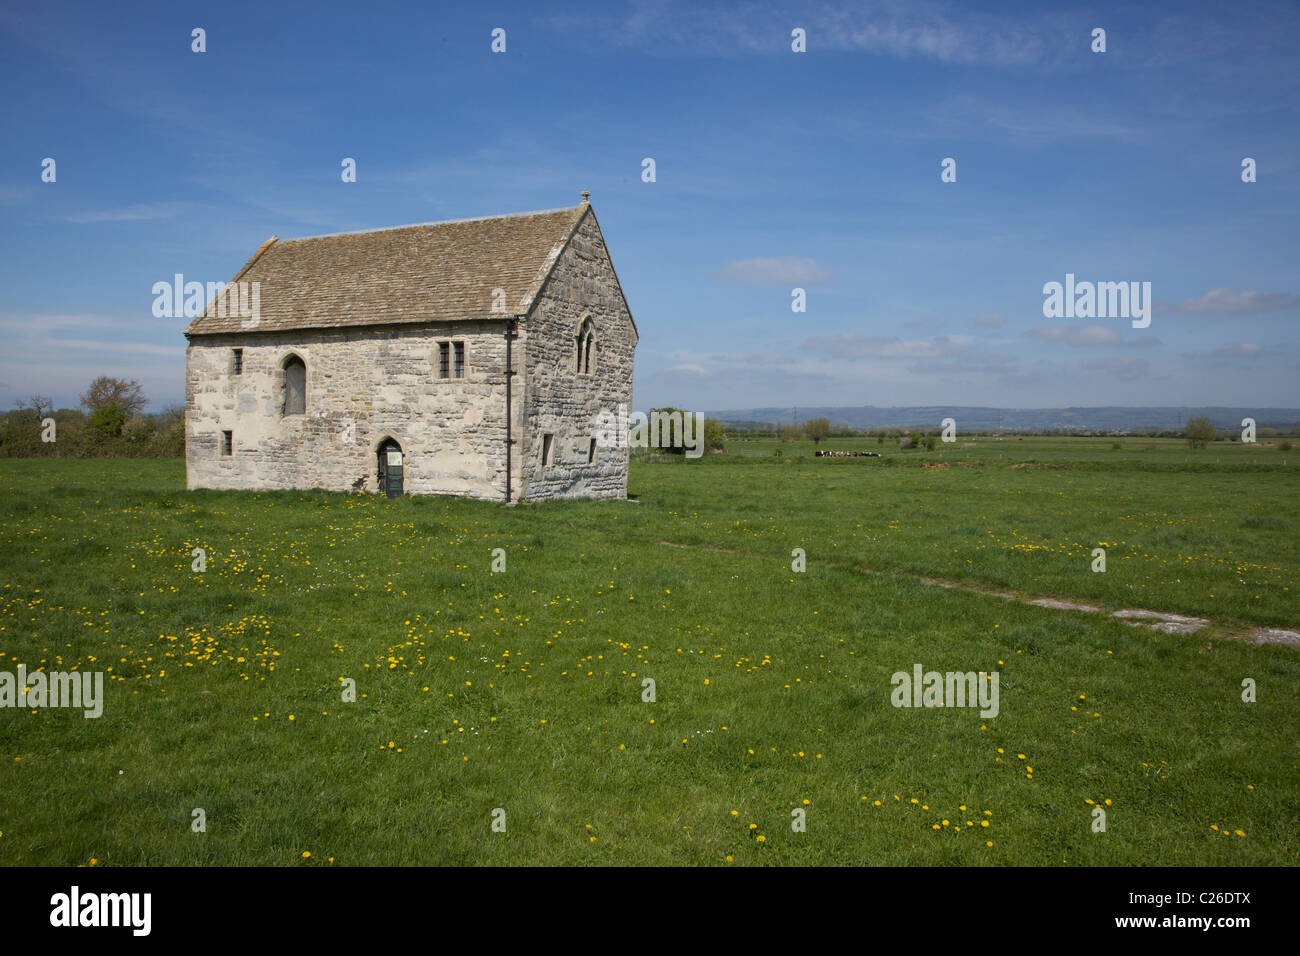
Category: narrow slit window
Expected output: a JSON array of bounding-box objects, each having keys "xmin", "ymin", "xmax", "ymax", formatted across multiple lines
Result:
[
  {"xmin": 454, "ymin": 342, "xmax": 465, "ymax": 378},
  {"xmin": 588, "ymin": 437, "xmax": 597, "ymax": 463},
  {"xmin": 232, "ymin": 348, "xmax": 243, "ymax": 375},
  {"xmin": 438, "ymin": 342, "xmax": 450, "ymax": 379},
  {"xmin": 584, "ymin": 336, "xmax": 594, "ymax": 374},
  {"xmin": 541, "ymin": 433, "xmax": 554, "ymax": 466},
  {"xmin": 221, "ymin": 430, "xmax": 233, "ymax": 457}
]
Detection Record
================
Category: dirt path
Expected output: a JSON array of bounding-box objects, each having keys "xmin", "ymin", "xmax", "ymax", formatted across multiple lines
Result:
[{"xmin": 658, "ymin": 540, "xmax": 1300, "ymax": 648}]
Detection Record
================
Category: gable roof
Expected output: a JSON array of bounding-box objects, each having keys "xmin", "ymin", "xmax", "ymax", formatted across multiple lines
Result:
[{"xmin": 184, "ymin": 204, "xmax": 588, "ymax": 336}]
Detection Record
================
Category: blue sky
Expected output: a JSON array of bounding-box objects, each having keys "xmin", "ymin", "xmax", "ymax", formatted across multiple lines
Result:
[{"xmin": 1, "ymin": 0, "xmax": 1296, "ymax": 413}]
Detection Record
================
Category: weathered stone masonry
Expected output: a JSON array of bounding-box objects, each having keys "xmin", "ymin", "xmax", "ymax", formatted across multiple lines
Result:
[
  {"xmin": 183, "ymin": 199, "xmax": 637, "ymax": 502},
  {"xmin": 522, "ymin": 210, "xmax": 636, "ymax": 500}
]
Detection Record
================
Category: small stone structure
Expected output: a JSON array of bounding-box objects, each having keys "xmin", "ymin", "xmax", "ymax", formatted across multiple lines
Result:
[{"xmin": 183, "ymin": 195, "xmax": 637, "ymax": 501}]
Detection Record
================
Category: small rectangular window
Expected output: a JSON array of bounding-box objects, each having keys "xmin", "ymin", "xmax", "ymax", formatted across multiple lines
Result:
[
  {"xmin": 221, "ymin": 430, "xmax": 233, "ymax": 457},
  {"xmin": 588, "ymin": 438, "xmax": 597, "ymax": 463},
  {"xmin": 454, "ymin": 342, "xmax": 465, "ymax": 378},
  {"xmin": 232, "ymin": 348, "xmax": 243, "ymax": 375},
  {"xmin": 541, "ymin": 433, "xmax": 554, "ymax": 466},
  {"xmin": 438, "ymin": 342, "xmax": 450, "ymax": 378}
]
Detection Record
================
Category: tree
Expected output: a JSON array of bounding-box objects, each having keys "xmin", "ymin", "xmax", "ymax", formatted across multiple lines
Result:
[
  {"xmin": 156, "ymin": 404, "xmax": 184, "ymax": 429},
  {"xmin": 1185, "ymin": 416, "xmax": 1216, "ymax": 449},
  {"xmin": 805, "ymin": 418, "xmax": 831, "ymax": 444},
  {"xmin": 702, "ymin": 418, "xmax": 726, "ymax": 453},
  {"xmin": 81, "ymin": 376, "xmax": 146, "ymax": 416},
  {"xmin": 646, "ymin": 407, "xmax": 689, "ymax": 455},
  {"xmin": 88, "ymin": 404, "xmax": 128, "ymax": 440},
  {"xmin": 19, "ymin": 395, "xmax": 54, "ymax": 420},
  {"xmin": 779, "ymin": 425, "xmax": 800, "ymax": 443}
]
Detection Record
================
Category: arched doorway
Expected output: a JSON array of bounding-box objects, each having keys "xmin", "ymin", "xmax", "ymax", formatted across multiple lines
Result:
[{"xmin": 377, "ymin": 438, "xmax": 404, "ymax": 498}]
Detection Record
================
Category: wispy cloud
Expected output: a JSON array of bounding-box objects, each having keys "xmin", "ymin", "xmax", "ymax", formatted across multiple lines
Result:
[
  {"xmin": 1080, "ymin": 356, "xmax": 1151, "ymax": 381},
  {"xmin": 718, "ymin": 257, "xmax": 833, "ymax": 284},
  {"xmin": 545, "ymin": 0, "xmax": 1058, "ymax": 66},
  {"xmin": 62, "ymin": 202, "xmax": 188, "ymax": 224},
  {"xmin": 61, "ymin": 201, "xmax": 189, "ymax": 223},
  {"xmin": 1211, "ymin": 342, "xmax": 1263, "ymax": 357},
  {"xmin": 1031, "ymin": 326, "xmax": 1162, "ymax": 348},
  {"xmin": 0, "ymin": 184, "xmax": 36, "ymax": 203},
  {"xmin": 804, "ymin": 333, "xmax": 967, "ymax": 358},
  {"xmin": 1161, "ymin": 288, "xmax": 1300, "ymax": 316}
]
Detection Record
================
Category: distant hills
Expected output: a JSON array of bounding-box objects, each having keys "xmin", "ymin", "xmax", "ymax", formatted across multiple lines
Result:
[{"xmin": 707, "ymin": 406, "xmax": 1300, "ymax": 433}]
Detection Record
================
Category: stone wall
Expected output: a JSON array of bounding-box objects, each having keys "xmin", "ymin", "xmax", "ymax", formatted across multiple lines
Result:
[
  {"xmin": 184, "ymin": 207, "xmax": 637, "ymax": 503},
  {"xmin": 519, "ymin": 207, "xmax": 637, "ymax": 500},
  {"xmin": 185, "ymin": 322, "xmax": 515, "ymax": 499}
]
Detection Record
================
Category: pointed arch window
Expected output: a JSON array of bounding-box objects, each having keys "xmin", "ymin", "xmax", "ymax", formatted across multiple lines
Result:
[
  {"xmin": 282, "ymin": 355, "xmax": 306, "ymax": 416},
  {"xmin": 575, "ymin": 318, "xmax": 596, "ymax": 374}
]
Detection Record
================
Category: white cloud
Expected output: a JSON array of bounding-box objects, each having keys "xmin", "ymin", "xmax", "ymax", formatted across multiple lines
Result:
[{"xmin": 666, "ymin": 362, "xmax": 709, "ymax": 377}]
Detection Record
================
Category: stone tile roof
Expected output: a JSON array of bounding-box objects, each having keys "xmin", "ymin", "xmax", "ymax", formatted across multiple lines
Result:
[{"xmin": 184, "ymin": 204, "xmax": 587, "ymax": 335}]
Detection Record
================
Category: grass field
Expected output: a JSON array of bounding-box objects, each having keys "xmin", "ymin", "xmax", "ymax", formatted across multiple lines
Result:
[{"xmin": 0, "ymin": 436, "xmax": 1296, "ymax": 866}]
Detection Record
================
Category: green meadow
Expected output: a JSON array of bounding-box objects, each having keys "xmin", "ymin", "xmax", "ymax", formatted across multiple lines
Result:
[{"xmin": 0, "ymin": 436, "xmax": 1295, "ymax": 866}]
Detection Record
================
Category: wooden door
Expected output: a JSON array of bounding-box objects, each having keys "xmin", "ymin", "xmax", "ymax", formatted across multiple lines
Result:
[{"xmin": 377, "ymin": 440, "xmax": 403, "ymax": 498}]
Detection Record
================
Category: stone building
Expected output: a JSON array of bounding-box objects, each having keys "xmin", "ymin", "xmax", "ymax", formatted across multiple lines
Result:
[{"xmin": 183, "ymin": 194, "xmax": 637, "ymax": 501}]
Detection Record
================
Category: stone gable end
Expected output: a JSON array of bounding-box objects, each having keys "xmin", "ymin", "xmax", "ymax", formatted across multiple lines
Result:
[{"xmin": 519, "ymin": 207, "xmax": 636, "ymax": 500}]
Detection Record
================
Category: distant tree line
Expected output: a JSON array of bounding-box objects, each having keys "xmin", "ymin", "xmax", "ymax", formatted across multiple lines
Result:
[
  {"xmin": 716, "ymin": 415, "xmax": 1297, "ymax": 452},
  {"xmin": 0, "ymin": 376, "xmax": 183, "ymax": 458}
]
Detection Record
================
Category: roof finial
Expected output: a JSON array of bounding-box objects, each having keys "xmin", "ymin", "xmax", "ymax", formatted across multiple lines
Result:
[{"xmin": 580, "ymin": 189, "xmax": 590, "ymax": 203}]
